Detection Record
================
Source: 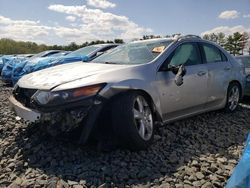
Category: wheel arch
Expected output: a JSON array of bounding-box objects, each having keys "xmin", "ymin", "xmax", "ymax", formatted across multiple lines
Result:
[{"xmin": 107, "ymin": 89, "xmax": 163, "ymax": 122}]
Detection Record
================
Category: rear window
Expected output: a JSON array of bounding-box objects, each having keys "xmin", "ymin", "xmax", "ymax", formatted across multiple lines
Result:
[{"xmin": 202, "ymin": 43, "xmax": 227, "ymax": 63}]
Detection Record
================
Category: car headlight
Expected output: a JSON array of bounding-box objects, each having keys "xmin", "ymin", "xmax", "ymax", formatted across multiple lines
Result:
[
  {"xmin": 247, "ymin": 75, "xmax": 250, "ymax": 82},
  {"xmin": 32, "ymin": 83, "xmax": 106, "ymax": 106}
]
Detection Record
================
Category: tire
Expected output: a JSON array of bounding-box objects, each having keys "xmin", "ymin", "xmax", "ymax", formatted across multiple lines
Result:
[
  {"xmin": 111, "ymin": 92, "xmax": 154, "ymax": 150},
  {"xmin": 224, "ymin": 83, "xmax": 241, "ymax": 112}
]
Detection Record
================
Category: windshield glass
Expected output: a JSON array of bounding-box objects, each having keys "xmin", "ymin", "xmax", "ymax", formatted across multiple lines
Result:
[
  {"xmin": 93, "ymin": 40, "xmax": 173, "ymax": 65},
  {"xmin": 29, "ymin": 51, "xmax": 50, "ymax": 59},
  {"xmin": 237, "ymin": 56, "xmax": 250, "ymax": 68},
  {"xmin": 29, "ymin": 51, "xmax": 61, "ymax": 60},
  {"xmin": 49, "ymin": 52, "xmax": 67, "ymax": 57},
  {"xmin": 67, "ymin": 46, "xmax": 100, "ymax": 57}
]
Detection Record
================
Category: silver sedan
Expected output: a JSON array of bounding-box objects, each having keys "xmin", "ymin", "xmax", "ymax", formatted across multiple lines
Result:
[{"xmin": 9, "ymin": 36, "xmax": 246, "ymax": 150}]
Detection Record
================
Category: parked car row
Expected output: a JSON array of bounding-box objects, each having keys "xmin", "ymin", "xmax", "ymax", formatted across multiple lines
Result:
[
  {"xmin": 0, "ymin": 44, "xmax": 118, "ymax": 85},
  {"xmin": 6, "ymin": 35, "xmax": 249, "ymax": 150},
  {"xmin": 1, "ymin": 50, "xmax": 64, "ymax": 84}
]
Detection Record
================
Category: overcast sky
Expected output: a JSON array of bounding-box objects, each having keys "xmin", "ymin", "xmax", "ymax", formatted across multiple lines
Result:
[{"xmin": 0, "ymin": 0, "xmax": 250, "ymax": 45}]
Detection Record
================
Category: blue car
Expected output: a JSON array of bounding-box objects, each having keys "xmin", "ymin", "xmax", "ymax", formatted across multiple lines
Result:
[
  {"xmin": 0, "ymin": 55, "xmax": 21, "ymax": 83},
  {"xmin": 12, "ymin": 44, "xmax": 118, "ymax": 84},
  {"xmin": 1, "ymin": 50, "xmax": 63, "ymax": 84},
  {"xmin": 0, "ymin": 55, "xmax": 13, "ymax": 73}
]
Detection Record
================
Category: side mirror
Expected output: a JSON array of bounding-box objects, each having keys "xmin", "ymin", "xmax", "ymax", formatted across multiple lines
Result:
[
  {"xmin": 168, "ymin": 64, "xmax": 179, "ymax": 74},
  {"xmin": 174, "ymin": 64, "xmax": 186, "ymax": 86}
]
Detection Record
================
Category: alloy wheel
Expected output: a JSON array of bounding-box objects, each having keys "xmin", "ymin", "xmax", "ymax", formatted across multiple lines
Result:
[
  {"xmin": 133, "ymin": 96, "xmax": 153, "ymax": 141},
  {"xmin": 228, "ymin": 85, "xmax": 240, "ymax": 111}
]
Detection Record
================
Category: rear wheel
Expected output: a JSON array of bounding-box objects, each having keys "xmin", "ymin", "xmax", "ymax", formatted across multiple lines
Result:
[
  {"xmin": 112, "ymin": 92, "xmax": 154, "ymax": 150},
  {"xmin": 224, "ymin": 83, "xmax": 240, "ymax": 112}
]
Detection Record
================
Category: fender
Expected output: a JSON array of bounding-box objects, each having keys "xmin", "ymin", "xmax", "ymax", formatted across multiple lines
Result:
[{"xmin": 99, "ymin": 79, "xmax": 164, "ymax": 120}]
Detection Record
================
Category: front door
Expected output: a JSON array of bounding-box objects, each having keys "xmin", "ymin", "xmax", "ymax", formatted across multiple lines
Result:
[{"xmin": 155, "ymin": 42, "xmax": 208, "ymax": 121}]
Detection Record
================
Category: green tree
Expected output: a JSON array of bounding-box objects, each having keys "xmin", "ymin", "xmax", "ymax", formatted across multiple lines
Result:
[
  {"xmin": 203, "ymin": 34, "xmax": 210, "ymax": 40},
  {"xmin": 224, "ymin": 32, "xmax": 249, "ymax": 55},
  {"xmin": 217, "ymin": 32, "xmax": 226, "ymax": 47},
  {"xmin": 114, "ymin": 39, "xmax": 124, "ymax": 44}
]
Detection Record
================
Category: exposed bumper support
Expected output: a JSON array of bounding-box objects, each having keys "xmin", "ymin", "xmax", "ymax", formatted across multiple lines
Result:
[{"xmin": 78, "ymin": 103, "xmax": 103, "ymax": 145}]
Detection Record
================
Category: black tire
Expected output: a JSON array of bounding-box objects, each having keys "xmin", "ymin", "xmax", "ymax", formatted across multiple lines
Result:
[
  {"xmin": 224, "ymin": 82, "xmax": 241, "ymax": 112},
  {"xmin": 111, "ymin": 92, "xmax": 154, "ymax": 150}
]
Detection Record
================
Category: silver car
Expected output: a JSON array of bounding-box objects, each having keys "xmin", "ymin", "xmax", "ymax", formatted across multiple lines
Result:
[
  {"xmin": 235, "ymin": 55, "xmax": 250, "ymax": 96},
  {"xmin": 9, "ymin": 35, "xmax": 245, "ymax": 150}
]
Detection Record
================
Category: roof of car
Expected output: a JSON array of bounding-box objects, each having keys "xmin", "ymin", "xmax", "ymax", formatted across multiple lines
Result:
[
  {"xmin": 92, "ymin": 43, "xmax": 119, "ymax": 48},
  {"xmin": 131, "ymin": 38, "xmax": 175, "ymax": 44}
]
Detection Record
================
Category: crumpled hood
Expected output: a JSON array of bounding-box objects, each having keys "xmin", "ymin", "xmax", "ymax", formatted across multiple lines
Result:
[{"xmin": 18, "ymin": 62, "xmax": 130, "ymax": 90}]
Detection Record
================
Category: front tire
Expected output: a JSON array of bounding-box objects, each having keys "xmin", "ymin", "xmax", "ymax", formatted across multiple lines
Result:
[
  {"xmin": 224, "ymin": 83, "xmax": 240, "ymax": 112},
  {"xmin": 112, "ymin": 92, "xmax": 154, "ymax": 150}
]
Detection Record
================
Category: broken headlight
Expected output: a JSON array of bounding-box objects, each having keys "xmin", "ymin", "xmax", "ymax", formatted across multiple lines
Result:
[{"xmin": 32, "ymin": 83, "xmax": 106, "ymax": 106}]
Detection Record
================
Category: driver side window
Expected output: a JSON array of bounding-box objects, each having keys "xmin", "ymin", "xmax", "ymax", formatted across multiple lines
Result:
[{"xmin": 168, "ymin": 43, "xmax": 201, "ymax": 67}]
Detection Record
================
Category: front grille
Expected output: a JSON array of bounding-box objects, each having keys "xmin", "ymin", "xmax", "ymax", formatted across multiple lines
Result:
[{"xmin": 13, "ymin": 86, "xmax": 37, "ymax": 108}]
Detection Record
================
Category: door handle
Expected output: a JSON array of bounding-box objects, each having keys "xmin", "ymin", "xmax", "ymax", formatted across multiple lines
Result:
[
  {"xmin": 197, "ymin": 71, "xmax": 206, "ymax": 76},
  {"xmin": 224, "ymin": 66, "xmax": 231, "ymax": 71}
]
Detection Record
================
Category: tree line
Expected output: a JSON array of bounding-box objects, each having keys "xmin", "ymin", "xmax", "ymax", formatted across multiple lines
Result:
[
  {"xmin": 0, "ymin": 32, "xmax": 249, "ymax": 56},
  {"xmin": 203, "ymin": 32, "xmax": 250, "ymax": 56},
  {"xmin": 142, "ymin": 33, "xmax": 250, "ymax": 56},
  {"xmin": 0, "ymin": 38, "xmax": 124, "ymax": 55}
]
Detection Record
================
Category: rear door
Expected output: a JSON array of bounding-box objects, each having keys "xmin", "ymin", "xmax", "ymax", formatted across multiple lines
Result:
[
  {"xmin": 199, "ymin": 43, "xmax": 231, "ymax": 107},
  {"xmin": 155, "ymin": 42, "xmax": 209, "ymax": 121}
]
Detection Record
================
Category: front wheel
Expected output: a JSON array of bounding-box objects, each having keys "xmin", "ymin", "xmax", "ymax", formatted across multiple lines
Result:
[
  {"xmin": 111, "ymin": 92, "xmax": 154, "ymax": 150},
  {"xmin": 224, "ymin": 83, "xmax": 241, "ymax": 112}
]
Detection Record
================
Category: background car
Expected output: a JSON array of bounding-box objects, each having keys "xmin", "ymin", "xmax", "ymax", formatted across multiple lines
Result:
[
  {"xmin": 11, "ymin": 51, "xmax": 70, "ymax": 85},
  {"xmin": 9, "ymin": 36, "xmax": 245, "ymax": 150},
  {"xmin": 11, "ymin": 44, "xmax": 118, "ymax": 85},
  {"xmin": 0, "ymin": 55, "xmax": 9, "ymax": 72},
  {"xmin": 0, "ymin": 55, "xmax": 26, "ymax": 84},
  {"xmin": 235, "ymin": 55, "xmax": 250, "ymax": 96},
  {"xmin": 1, "ymin": 50, "xmax": 63, "ymax": 84}
]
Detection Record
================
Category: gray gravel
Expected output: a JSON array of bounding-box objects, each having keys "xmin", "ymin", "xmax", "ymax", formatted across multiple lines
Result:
[{"xmin": 0, "ymin": 83, "xmax": 250, "ymax": 188}]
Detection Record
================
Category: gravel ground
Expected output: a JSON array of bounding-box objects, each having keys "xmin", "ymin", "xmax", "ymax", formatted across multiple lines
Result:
[{"xmin": 1, "ymin": 83, "xmax": 250, "ymax": 188}]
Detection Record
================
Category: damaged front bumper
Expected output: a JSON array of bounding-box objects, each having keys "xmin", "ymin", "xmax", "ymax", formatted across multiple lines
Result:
[
  {"xmin": 9, "ymin": 94, "xmax": 105, "ymax": 144},
  {"xmin": 9, "ymin": 95, "xmax": 41, "ymax": 122}
]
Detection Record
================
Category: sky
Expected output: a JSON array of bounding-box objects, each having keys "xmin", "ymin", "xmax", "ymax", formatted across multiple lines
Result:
[{"xmin": 0, "ymin": 0, "xmax": 250, "ymax": 45}]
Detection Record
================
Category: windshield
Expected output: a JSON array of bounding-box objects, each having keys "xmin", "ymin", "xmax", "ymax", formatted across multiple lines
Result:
[
  {"xmin": 67, "ymin": 46, "xmax": 100, "ymax": 57},
  {"xmin": 29, "ymin": 51, "xmax": 49, "ymax": 59},
  {"xmin": 93, "ymin": 40, "xmax": 173, "ymax": 65},
  {"xmin": 49, "ymin": 52, "xmax": 67, "ymax": 57},
  {"xmin": 237, "ymin": 56, "xmax": 250, "ymax": 68},
  {"xmin": 29, "ymin": 51, "xmax": 60, "ymax": 60}
]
